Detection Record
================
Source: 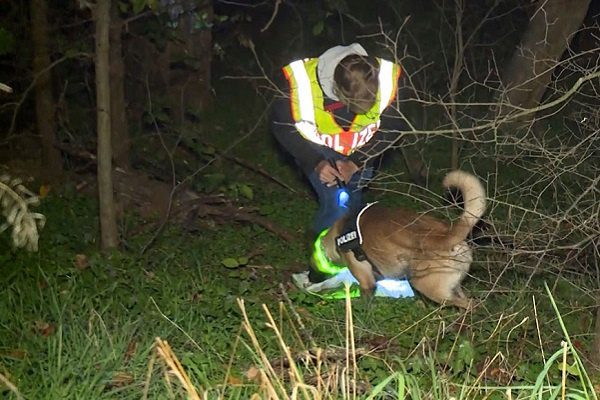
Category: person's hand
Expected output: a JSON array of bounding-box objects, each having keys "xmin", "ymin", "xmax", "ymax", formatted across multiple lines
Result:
[
  {"xmin": 315, "ymin": 160, "xmax": 345, "ymax": 187},
  {"xmin": 335, "ymin": 160, "xmax": 359, "ymax": 183}
]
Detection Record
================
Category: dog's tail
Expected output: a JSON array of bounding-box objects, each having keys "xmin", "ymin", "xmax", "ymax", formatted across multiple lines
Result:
[{"xmin": 440, "ymin": 170, "xmax": 487, "ymax": 248}]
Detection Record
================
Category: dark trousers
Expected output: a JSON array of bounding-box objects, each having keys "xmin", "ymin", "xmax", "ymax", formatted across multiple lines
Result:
[
  {"xmin": 306, "ymin": 147, "xmax": 374, "ymax": 282},
  {"xmin": 306, "ymin": 146, "xmax": 374, "ymax": 234}
]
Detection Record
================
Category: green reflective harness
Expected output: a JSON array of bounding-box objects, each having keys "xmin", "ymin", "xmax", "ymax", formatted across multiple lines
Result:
[
  {"xmin": 312, "ymin": 228, "xmax": 346, "ymax": 276},
  {"xmin": 312, "ymin": 203, "xmax": 383, "ymax": 278}
]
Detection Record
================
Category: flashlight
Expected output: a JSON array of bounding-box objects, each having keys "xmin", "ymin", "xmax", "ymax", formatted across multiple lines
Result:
[{"xmin": 328, "ymin": 159, "xmax": 350, "ymax": 209}]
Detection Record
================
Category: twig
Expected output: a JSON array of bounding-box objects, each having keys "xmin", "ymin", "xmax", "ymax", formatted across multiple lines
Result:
[
  {"xmin": 142, "ymin": 96, "xmax": 272, "ymax": 254},
  {"xmin": 180, "ymin": 140, "xmax": 300, "ymax": 194},
  {"xmin": 260, "ymin": 0, "xmax": 281, "ymax": 32},
  {"xmin": 279, "ymin": 283, "xmax": 318, "ymax": 349},
  {"xmin": 154, "ymin": 337, "xmax": 202, "ymax": 400},
  {"xmin": 229, "ymin": 153, "xmax": 299, "ymax": 194},
  {"xmin": 0, "ymin": 371, "xmax": 23, "ymax": 400},
  {"xmin": 140, "ymin": 74, "xmax": 178, "ymax": 255},
  {"xmin": 142, "ymin": 351, "xmax": 156, "ymax": 400},
  {"xmin": 262, "ymin": 303, "xmax": 312, "ymax": 400},
  {"xmin": 389, "ymin": 69, "xmax": 600, "ymax": 140},
  {"xmin": 237, "ymin": 298, "xmax": 287, "ymax": 397},
  {"xmin": 150, "ymin": 297, "xmax": 203, "ymax": 352},
  {"xmin": 8, "ymin": 52, "xmax": 91, "ymax": 137},
  {"xmin": 179, "ymin": 200, "xmax": 297, "ymax": 242}
]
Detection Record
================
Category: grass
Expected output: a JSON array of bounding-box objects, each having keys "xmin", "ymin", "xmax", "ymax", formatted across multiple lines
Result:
[
  {"xmin": 0, "ymin": 75, "xmax": 598, "ymax": 398},
  {"xmin": 0, "ymin": 185, "xmax": 598, "ymax": 398},
  {"xmin": 138, "ymin": 288, "xmax": 600, "ymax": 399},
  {"xmin": 1, "ymin": 0, "xmax": 597, "ymax": 396}
]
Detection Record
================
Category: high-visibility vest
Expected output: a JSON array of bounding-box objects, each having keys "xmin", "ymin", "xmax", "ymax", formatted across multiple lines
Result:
[{"xmin": 282, "ymin": 57, "xmax": 401, "ymax": 156}]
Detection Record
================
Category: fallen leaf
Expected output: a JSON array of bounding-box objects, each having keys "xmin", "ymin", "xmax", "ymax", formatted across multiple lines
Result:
[
  {"xmin": 222, "ymin": 258, "xmax": 240, "ymax": 269},
  {"xmin": 245, "ymin": 366, "xmax": 261, "ymax": 383},
  {"xmin": 75, "ymin": 181, "xmax": 89, "ymax": 191},
  {"xmin": 110, "ymin": 371, "xmax": 134, "ymax": 388},
  {"xmin": 124, "ymin": 338, "xmax": 137, "ymax": 363},
  {"xmin": 33, "ymin": 320, "xmax": 55, "ymax": 337},
  {"xmin": 227, "ymin": 375, "xmax": 243, "ymax": 385},
  {"xmin": 2, "ymin": 349, "xmax": 27, "ymax": 360},
  {"xmin": 297, "ymin": 307, "xmax": 311, "ymax": 319},
  {"xmin": 74, "ymin": 254, "xmax": 89, "ymax": 271},
  {"xmin": 39, "ymin": 184, "xmax": 51, "ymax": 199},
  {"xmin": 191, "ymin": 292, "xmax": 203, "ymax": 302}
]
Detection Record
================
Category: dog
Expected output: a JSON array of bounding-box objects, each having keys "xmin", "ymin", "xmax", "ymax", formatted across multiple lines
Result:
[{"xmin": 318, "ymin": 170, "xmax": 486, "ymax": 308}]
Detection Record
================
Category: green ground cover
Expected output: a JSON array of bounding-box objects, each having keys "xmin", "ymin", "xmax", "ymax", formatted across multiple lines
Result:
[
  {"xmin": 0, "ymin": 135, "xmax": 598, "ymax": 398},
  {"xmin": 1, "ymin": 45, "xmax": 598, "ymax": 400}
]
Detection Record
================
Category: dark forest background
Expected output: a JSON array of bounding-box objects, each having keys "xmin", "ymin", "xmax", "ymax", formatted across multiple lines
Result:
[{"xmin": 0, "ymin": 0, "xmax": 599, "ymax": 398}]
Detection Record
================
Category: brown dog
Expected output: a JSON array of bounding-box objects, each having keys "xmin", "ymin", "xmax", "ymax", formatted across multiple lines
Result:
[{"xmin": 319, "ymin": 170, "xmax": 486, "ymax": 308}]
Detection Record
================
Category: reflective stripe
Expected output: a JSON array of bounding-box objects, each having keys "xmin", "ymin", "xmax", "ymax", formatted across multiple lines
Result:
[
  {"xmin": 288, "ymin": 60, "xmax": 315, "ymax": 124},
  {"xmin": 286, "ymin": 58, "xmax": 398, "ymax": 155},
  {"xmin": 294, "ymin": 122, "xmax": 379, "ymax": 156},
  {"xmin": 378, "ymin": 59, "xmax": 394, "ymax": 113},
  {"xmin": 355, "ymin": 202, "xmax": 378, "ymax": 244},
  {"xmin": 295, "ymin": 120, "xmax": 322, "ymax": 145}
]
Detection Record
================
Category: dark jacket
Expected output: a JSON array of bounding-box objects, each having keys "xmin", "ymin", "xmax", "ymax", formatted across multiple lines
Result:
[{"xmin": 271, "ymin": 73, "xmax": 410, "ymax": 174}]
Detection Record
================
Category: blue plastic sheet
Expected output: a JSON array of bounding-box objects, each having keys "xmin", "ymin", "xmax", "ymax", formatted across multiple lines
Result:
[{"xmin": 292, "ymin": 268, "xmax": 415, "ymax": 299}]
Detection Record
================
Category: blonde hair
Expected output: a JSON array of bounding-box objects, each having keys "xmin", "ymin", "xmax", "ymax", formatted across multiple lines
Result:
[{"xmin": 333, "ymin": 55, "xmax": 379, "ymax": 114}]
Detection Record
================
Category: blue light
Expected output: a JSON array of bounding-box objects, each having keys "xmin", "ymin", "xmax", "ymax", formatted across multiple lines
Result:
[{"xmin": 337, "ymin": 188, "xmax": 350, "ymax": 208}]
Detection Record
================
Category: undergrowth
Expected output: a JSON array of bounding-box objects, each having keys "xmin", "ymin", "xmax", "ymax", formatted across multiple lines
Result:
[{"xmin": 0, "ymin": 188, "xmax": 598, "ymax": 398}]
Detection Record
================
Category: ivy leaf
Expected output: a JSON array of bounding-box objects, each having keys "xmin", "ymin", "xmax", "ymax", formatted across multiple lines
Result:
[
  {"xmin": 132, "ymin": 0, "xmax": 147, "ymax": 15},
  {"xmin": 453, "ymin": 339, "xmax": 475, "ymax": 372},
  {"xmin": 201, "ymin": 146, "xmax": 216, "ymax": 156},
  {"xmin": 457, "ymin": 339, "xmax": 476, "ymax": 361},
  {"xmin": 221, "ymin": 258, "xmax": 239, "ymax": 269},
  {"xmin": 312, "ymin": 21, "xmax": 324, "ymax": 36},
  {"xmin": 237, "ymin": 256, "xmax": 248, "ymax": 266},
  {"xmin": 567, "ymin": 362, "xmax": 581, "ymax": 376},
  {"xmin": 239, "ymin": 184, "xmax": 253, "ymax": 200}
]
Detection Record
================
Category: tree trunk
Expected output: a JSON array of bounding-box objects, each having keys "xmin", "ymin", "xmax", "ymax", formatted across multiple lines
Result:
[
  {"xmin": 500, "ymin": 0, "xmax": 591, "ymax": 120},
  {"xmin": 109, "ymin": 2, "xmax": 130, "ymax": 171},
  {"xmin": 31, "ymin": 0, "xmax": 63, "ymax": 179},
  {"xmin": 95, "ymin": 0, "xmax": 119, "ymax": 250},
  {"xmin": 166, "ymin": 4, "xmax": 213, "ymax": 124}
]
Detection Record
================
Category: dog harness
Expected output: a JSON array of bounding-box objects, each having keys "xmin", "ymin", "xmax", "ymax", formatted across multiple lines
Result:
[
  {"xmin": 335, "ymin": 202, "xmax": 376, "ymax": 258},
  {"xmin": 312, "ymin": 203, "xmax": 384, "ymax": 278},
  {"xmin": 312, "ymin": 229, "xmax": 346, "ymax": 276},
  {"xmin": 335, "ymin": 202, "xmax": 384, "ymax": 279}
]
